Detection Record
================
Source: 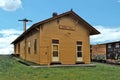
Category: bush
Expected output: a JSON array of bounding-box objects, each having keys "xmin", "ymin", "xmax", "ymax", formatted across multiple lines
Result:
[
  {"xmin": 92, "ymin": 54, "xmax": 106, "ymax": 61},
  {"xmin": 117, "ymin": 56, "xmax": 120, "ymax": 63}
]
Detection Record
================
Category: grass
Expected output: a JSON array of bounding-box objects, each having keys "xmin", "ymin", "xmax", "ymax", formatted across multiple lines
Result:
[{"xmin": 0, "ymin": 55, "xmax": 120, "ymax": 80}]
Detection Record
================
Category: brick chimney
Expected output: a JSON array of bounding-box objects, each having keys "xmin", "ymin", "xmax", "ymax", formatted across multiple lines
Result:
[{"xmin": 52, "ymin": 12, "xmax": 58, "ymax": 17}]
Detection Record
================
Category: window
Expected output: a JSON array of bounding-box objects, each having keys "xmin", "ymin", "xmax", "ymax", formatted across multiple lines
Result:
[
  {"xmin": 115, "ymin": 43, "xmax": 119, "ymax": 48},
  {"xmin": 28, "ymin": 42, "xmax": 30, "ymax": 54},
  {"xmin": 52, "ymin": 39, "xmax": 59, "ymax": 44},
  {"xmin": 34, "ymin": 39, "xmax": 37, "ymax": 54},
  {"xmin": 77, "ymin": 41, "xmax": 82, "ymax": 57},
  {"xmin": 18, "ymin": 43, "xmax": 20, "ymax": 53},
  {"xmin": 14, "ymin": 44, "xmax": 16, "ymax": 53},
  {"xmin": 108, "ymin": 44, "xmax": 111, "ymax": 48},
  {"xmin": 53, "ymin": 51, "xmax": 58, "ymax": 57},
  {"xmin": 52, "ymin": 39, "xmax": 59, "ymax": 57}
]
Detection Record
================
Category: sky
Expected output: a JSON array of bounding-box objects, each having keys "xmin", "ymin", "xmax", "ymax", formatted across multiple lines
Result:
[{"xmin": 0, "ymin": 0, "xmax": 120, "ymax": 54}]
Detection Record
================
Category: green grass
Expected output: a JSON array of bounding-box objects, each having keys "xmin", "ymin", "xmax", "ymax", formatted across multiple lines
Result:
[{"xmin": 0, "ymin": 55, "xmax": 120, "ymax": 80}]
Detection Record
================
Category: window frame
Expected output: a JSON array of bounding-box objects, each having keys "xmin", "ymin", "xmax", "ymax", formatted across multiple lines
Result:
[
  {"xmin": 108, "ymin": 44, "xmax": 112, "ymax": 48},
  {"xmin": 18, "ymin": 43, "xmax": 20, "ymax": 53},
  {"xmin": 52, "ymin": 39, "xmax": 59, "ymax": 57},
  {"xmin": 28, "ymin": 41, "xmax": 31, "ymax": 54},
  {"xmin": 115, "ymin": 43, "xmax": 119, "ymax": 48},
  {"xmin": 34, "ymin": 39, "xmax": 37, "ymax": 54},
  {"xmin": 76, "ymin": 41, "xmax": 82, "ymax": 57}
]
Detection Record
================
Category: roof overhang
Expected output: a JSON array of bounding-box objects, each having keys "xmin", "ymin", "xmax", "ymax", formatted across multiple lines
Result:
[{"xmin": 11, "ymin": 10, "xmax": 100, "ymax": 44}]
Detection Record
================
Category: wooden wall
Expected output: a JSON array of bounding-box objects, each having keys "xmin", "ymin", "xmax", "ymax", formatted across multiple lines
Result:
[
  {"xmin": 39, "ymin": 15, "xmax": 91, "ymax": 64},
  {"xmin": 14, "ymin": 15, "xmax": 92, "ymax": 65},
  {"xmin": 92, "ymin": 44, "xmax": 106, "ymax": 55}
]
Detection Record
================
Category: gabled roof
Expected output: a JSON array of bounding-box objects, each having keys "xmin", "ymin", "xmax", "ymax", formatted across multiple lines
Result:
[
  {"xmin": 11, "ymin": 10, "xmax": 100, "ymax": 44},
  {"xmin": 102, "ymin": 41, "xmax": 120, "ymax": 45},
  {"xmin": 92, "ymin": 40, "xmax": 120, "ymax": 46}
]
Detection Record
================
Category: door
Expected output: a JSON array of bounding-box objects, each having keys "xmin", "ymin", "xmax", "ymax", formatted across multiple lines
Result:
[
  {"xmin": 52, "ymin": 39, "xmax": 59, "ymax": 62},
  {"xmin": 76, "ymin": 41, "xmax": 83, "ymax": 61}
]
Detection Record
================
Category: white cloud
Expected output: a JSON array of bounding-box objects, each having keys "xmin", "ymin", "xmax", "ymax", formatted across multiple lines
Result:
[
  {"xmin": 90, "ymin": 25, "xmax": 120, "ymax": 44},
  {"xmin": 0, "ymin": 29, "xmax": 22, "ymax": 36},
  {"xmin": 0, "ymin": 45, "xmax": 13, "ymax": 55},
  {"xmin": 0, "ymin": 29, "xmax": 22, "ymax": 54},
  {"xmin": 0, "ymin": 0, "xmax": 22, "ymax": 11},
  {"xmin": 1, "ymin": 26, "xmax": 120, "ymax": 54}
]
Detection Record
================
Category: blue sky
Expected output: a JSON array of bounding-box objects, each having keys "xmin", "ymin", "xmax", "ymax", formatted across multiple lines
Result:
[
  {"xmin": 0, "ymin": 0, "xmax": 120, "ymax": 29},
  {"xmin": 0, "ymin": 0, "xmax": 120, "ymax": 54}
]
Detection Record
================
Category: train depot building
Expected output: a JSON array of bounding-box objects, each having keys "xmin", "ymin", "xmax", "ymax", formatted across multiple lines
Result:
[{"xmin": 12, "ymin": 10, "xmax": 100, "ymax": 65}]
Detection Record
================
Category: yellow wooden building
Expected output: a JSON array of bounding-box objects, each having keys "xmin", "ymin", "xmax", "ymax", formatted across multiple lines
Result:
[{"xmin": 12, "ymin": 10, "xmax": 100, "ymax": 65}]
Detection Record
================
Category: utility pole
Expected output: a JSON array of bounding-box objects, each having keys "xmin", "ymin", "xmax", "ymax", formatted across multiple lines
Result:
[
  {"xmin": 18, "ymin": 18, "xmax": 32, "ymax": 32},
  {"xmin": 18, "ymin": 18, "xmax": 32, "ymax": 60}
]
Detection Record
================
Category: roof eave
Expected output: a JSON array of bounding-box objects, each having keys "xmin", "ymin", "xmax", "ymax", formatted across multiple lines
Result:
[
  {"xmin": 11, "ymin": 10, "xmax": 100, "ymax": 44},
  {"xmin": 69, "ymin": 11, "xmax": 100, "ymax": 35}
]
